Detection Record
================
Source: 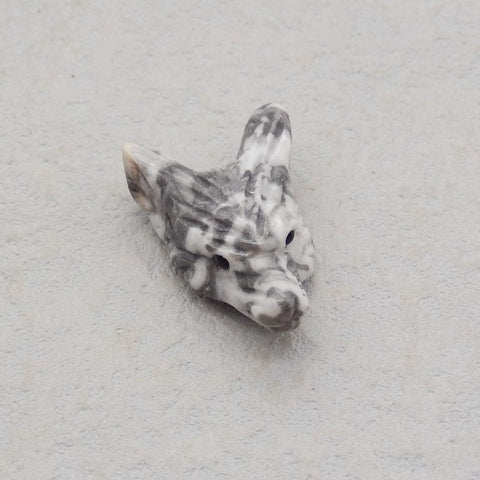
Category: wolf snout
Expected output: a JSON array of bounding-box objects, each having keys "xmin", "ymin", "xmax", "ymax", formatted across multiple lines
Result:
[{"xmin": 254, "ymin": 285, "xmax": 309, "ymax": 331}]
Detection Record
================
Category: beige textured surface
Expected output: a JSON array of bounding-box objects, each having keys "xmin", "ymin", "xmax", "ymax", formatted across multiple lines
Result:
[{"xmin": 2, "ymin": 1, "xmax": 480, "ymax": 478}]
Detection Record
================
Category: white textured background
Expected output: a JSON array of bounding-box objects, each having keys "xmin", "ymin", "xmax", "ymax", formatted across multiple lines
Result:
[{"xmin": 2, "ymin": 1, "xmax": 480, "ymax": 478}]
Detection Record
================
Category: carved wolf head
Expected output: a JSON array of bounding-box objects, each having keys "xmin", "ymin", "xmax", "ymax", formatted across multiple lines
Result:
[{"xmin": 123, "ymin": 104, "xmax": 314, "ymax": 331}]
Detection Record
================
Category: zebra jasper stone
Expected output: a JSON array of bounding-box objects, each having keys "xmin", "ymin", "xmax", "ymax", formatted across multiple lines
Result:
[{"xmin": 122, "ymin": 104, "xmax": 314, "ymax": 331}]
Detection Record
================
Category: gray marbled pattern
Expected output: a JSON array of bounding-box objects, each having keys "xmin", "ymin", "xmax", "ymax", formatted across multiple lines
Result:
[{"xmin": 123, "ymin": 104, "xmax": 314, "ymax": 330}]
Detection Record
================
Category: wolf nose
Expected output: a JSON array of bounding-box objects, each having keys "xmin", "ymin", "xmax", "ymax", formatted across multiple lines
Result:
[
  {"xmin": 255, "ymin": 287, "xmax": 309, "ymax": 331},
  {"xmin": 257, "ymin": 305, "xmax": 301, "ymax": 331}
]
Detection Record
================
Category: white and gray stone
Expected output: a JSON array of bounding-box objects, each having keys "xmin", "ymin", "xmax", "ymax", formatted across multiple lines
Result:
[{"xmin": 123, "ymin": 104, "xmax": 314, "ymax": 330}]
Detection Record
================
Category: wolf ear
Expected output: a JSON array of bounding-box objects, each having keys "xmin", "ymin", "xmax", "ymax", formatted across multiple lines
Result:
[
  {"xmin": 122, "ymin": 143, "xmax": 172, "ymax": 212},
  {"xmin": 236, "ymin": 103, "xmax": 292, "ymax": 174}
]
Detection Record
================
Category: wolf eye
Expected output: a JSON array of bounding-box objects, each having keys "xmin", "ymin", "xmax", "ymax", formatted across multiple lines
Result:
[
  {"xmin": 285, "ymin": 230, "xmax": 295, "ymax": 245},
  {"xmin": 214, "ymin": 255, "xmax": 230, "ymax": 270}
]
